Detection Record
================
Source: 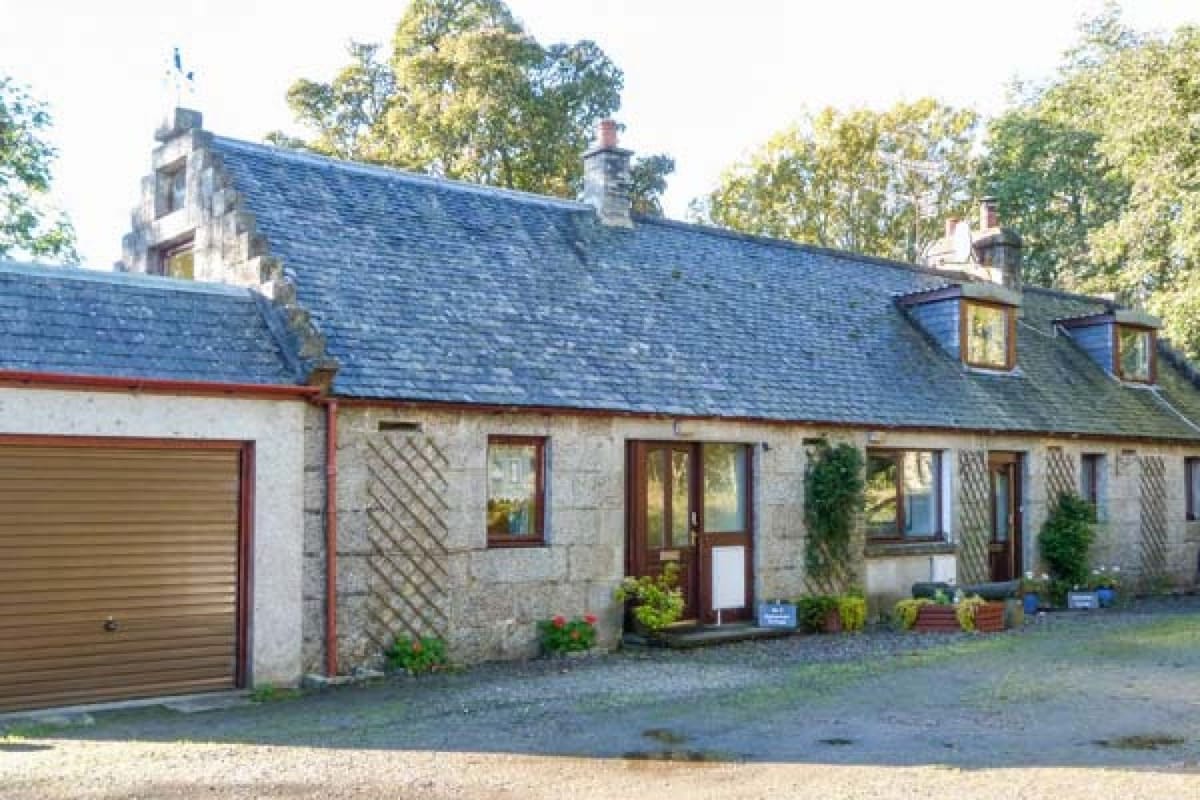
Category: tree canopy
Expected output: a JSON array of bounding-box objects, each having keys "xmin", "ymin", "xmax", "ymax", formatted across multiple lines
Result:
[
  {"xmin": 271, "ymin": 0, "xmax": 674, "ymax": 212},
  {"xmin": 0, "ymin": 76, "xmax": 77, "ymax": 263},
  {"xmin": 695, "ymin": 99, "xmax": 979, "ymax": 263}
]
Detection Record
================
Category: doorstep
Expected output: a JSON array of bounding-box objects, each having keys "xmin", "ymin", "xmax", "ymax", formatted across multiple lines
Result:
[{"xmin": 622, "ymin": 622, "xmax": 792, "ymax": 650}]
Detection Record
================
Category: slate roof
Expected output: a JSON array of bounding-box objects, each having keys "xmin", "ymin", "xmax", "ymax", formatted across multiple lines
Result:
[
  {"xmin": 211, "ymin": 136, "xmax": 1200, "ymax": 441},
  {"xmin": 0, "ymin": 260, "xmax": 300, "ymax": 385}
]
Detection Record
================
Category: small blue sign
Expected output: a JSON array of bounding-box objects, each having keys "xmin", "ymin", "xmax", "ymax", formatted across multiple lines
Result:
[{"xmin": 757, "ymin": 602, "xmax": 798, "ymax": 629}]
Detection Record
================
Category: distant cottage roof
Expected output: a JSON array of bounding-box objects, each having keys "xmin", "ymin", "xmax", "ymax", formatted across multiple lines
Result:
[
  {"xmin": 203, "ymin": 136, "xmax": 1200, "ymax": 441},
  {"xmin": 0, "ymin": 261, "xmax": 301, "ymax": 386}
]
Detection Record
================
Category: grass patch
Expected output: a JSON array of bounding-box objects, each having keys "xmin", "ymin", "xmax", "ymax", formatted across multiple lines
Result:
[
  {"xmin": 0, "ymin": 723, "xmax": 64, "ymax": 740},
  {"xmin": 249, "ymin": 684, "xmax": 304, "ymax": 704}
]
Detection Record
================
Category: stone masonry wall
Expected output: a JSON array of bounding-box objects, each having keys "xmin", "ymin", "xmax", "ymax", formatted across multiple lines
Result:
[{"xmin": 300, "ymin": 408, "xmax": 1200, "ymax": 675}]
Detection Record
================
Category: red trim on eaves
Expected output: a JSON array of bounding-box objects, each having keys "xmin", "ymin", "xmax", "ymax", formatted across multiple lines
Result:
[{"xmin": 0, "ymin": 369, "xmax": 319, "ymax": 400}]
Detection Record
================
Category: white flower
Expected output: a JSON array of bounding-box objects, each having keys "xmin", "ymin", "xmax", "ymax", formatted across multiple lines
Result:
[
  {"xmin": 1041, "ymin": 573, "xmax": 1050, "ymax": 581},
  {"xmin": 1092, "ymin": 569, "xmax": 1100, "ymax": 575},
  {"xmin": 1025, "ymin": 571, "xmax": 1034, "ymax": 580}
]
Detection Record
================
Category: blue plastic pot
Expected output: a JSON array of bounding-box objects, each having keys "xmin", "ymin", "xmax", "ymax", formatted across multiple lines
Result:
[
  {"xmin": 1023, "ymin": 593, "xmax": 1040, "ymax": 615},
  {"xmin": 1096, "ymin": 587, "xmax": 1115, "ymax": 608}
]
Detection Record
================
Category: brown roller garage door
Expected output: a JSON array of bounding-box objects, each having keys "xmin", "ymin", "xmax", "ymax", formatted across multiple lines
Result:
[{"xmin": 0, "ymin": 439, "xmax": 249, "ymax": 712}]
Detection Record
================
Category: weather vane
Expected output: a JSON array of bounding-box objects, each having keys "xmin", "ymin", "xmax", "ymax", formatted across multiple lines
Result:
[{"xmin": 165, "ymin": 47, "xmax": 196, "ymax": 108}]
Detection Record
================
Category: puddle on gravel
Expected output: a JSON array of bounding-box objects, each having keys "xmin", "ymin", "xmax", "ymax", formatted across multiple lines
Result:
[
  {"xmin": 1094, "ymin": 734, "xmax": 1186, "ymax": 751},
  {"xmin": 642, "ymin": 728, "xmax": 690, "ymax": 745},
  {"xmin": 623, "ymin": 749, "xmax": 740, "ymax": 763}
]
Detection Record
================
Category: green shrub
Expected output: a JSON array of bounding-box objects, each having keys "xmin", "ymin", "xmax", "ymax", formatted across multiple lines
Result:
[
  {"xmin": 1039, "ymin": 492, "xmax": 1097, "ymax": 587},
  {"xmin": 894, "ymin": 597, "xmax": 932, "ymax": 630},
  {"xmin": 803, "ymin": 442, "xmax": 865, "ymax": 594},
  {"xmin": 614, "ymin": 563, "xmax": 684, "ymax": 632},
  {"xmin": 837, "ymin": 594, "xmax": 867, "ymax": 633},
  {"xmin": 386, "ymin": 636, "xmax": 448, "ymax": 675},
  {"xmin": 537, "ymin": 614, "xmax": 598, "ymax": 654},
  {"xmin": 796, "ymin": 595, "xmax": 840, "ymax": 632},
  {"xmin": 955, "ymin": 595, "xmax": 987, "ymax": 632}
]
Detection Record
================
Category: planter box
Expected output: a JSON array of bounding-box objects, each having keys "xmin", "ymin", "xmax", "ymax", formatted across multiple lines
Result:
[
  {"xmin": 974, "ymin": 602, "xmax": 1005, "ymax": 633},
  {"xmin": 913, "ymin": 605, "xmax": 960, "ymax": 633},
  {"xmin": 912, "ymin": 602, "xmax": 1006, "ymax": 633}
]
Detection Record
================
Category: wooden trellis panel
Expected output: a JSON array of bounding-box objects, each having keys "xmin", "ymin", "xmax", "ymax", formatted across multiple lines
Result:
[
  {"xmin": 1045, "ymin": 447, "xmax": 1077, "ymax": 506},
  {"xmin": 957, "ymin": 450, "xmax": 991, "ymax": 585},
  {"xmin": 1139, "ymin": 456, "xmax": 1169, "ymax": 586},
  {"xmin": 363, "ymin": 434, "xmax": 451, "ymax": 652}
]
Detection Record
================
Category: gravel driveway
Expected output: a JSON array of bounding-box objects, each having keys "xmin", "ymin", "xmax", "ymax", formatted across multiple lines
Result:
[{"xmin": 4, "ymin": 597, "xmax": 1200, "ymax": 799}]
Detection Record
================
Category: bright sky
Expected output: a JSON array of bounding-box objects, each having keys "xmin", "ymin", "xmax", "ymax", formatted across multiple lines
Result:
[{"xmin": 2, "ymin": 1, "xmax": 1197, "ymax": 267}]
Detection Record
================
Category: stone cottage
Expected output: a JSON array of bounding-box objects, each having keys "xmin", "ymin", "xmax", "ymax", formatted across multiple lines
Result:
[{"xmin": 120, "ymin": 108, "xmax": 1200, "ymax": 677}]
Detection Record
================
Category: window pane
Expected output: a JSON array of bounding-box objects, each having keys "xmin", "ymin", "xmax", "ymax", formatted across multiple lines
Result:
[
  {"xmin": 902, "ymin": 451, "xmax": 938, "ymax": 537},
  {"xmin": 1081, "ymin": 455, "xmax": 1097, "ymax": 506},
  {"xmin": 1119, "ymin": 328, "xmax": 1151, "ymax": 381},
  {"xmin": 703, "ymin": 444, "xmax": 747, "ymax": 533},
  {"xmin": 646, "ymin": 449, "xmax": 665, "ymax": 548},
  {"xmin": 1189, "ymin": 460, "xmax": 1200, "ymax": 520},
  {"xmin": 865, "ymin": 454, "xmax": 898, "ymax": 536},
  {"xmin": 487, "ymin": 442, "xmax": 538, "ymax": 538},
  {"xmin": 165, "ymin": 247, "xmax": 194, "ymax": 280},
  {"xmin": 670, "ymin": 450, "xmax": 691, "ymax": 547},
  {"xmin": 993, "ymin": 471, "xmax": 1010, "ymax": 543},
  {"xmin": 966, "ymin": 303, "xmax": 1009, "ymax": 368},
  {"xmin": 170, "ymin": 169, "xmax": 186, "ymax": 212}
]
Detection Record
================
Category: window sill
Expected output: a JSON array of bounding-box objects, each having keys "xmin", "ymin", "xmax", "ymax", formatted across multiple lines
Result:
[
  {"xmin": 865, "ymin": 540, "xmax": 957, "ymax": 559},
  {"xmin": 487, "ymin": 537, "xmax": 547, "ymax": 549}
]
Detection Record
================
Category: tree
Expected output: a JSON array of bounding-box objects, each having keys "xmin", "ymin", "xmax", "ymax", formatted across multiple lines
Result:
[
  {"xmin": 977, "ymin": 6, "xmax": 1200, "ymax": 355},
  {"xmin": 271, "ymin": 0, "xmax": 674, "ymax": 213},
  {"xmin": 696, "ymin": 99, "xmax": 978, "ymax": 262},
  {"xmin": 0, "ymin": 77, "xmax": 77, "ymax": 262}
]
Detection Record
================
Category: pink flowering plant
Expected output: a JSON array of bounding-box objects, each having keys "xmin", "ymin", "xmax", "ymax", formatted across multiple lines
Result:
[{"xmin": 537, "ymin": 614, "xmax": 598, "ymax": 654}]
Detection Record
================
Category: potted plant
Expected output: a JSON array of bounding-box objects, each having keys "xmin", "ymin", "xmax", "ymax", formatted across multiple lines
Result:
[
  {"xmin": 1021, "ymin": 571, "xmax": 1049, "ymax": 615},
  {"xmin": 837, "ymin": 588, "xmax": 867, "ymax": 634},
  {"xmin": 614, "ymin": 563, "xmax": 684, "ymax": 636},
  {"xmin": 797, "ymin": 595, "xmax": 841, "ymax": 633},
  {"xmin": 956, "ymin": 594, "xmax": 1005, "ymax": 633},
  {"xmin": 1090, "ymin": 566, "xmax": 1121, "ymax": 608}
]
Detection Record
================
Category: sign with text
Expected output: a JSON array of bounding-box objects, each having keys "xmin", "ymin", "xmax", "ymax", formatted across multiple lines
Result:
[
  {"xmin": 1067, "ymin": 591, "xmax": 1100, "ymax": 610},
  {"xmin": 756, "ymin": 602, "xmax": 798, "ymax": 630}
]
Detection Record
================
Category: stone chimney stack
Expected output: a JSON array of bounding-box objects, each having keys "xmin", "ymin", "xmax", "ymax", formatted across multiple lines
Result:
[
  {"xmin": 923, "ymin": 197, "xmax": 1023, "ymax": 291},
  {"xmin": 582, "ymin": 119, "xmax": 633, "ymax": 228}
]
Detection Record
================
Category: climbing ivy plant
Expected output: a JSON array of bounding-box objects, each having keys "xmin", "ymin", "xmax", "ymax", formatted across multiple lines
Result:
[{"xmin": 803, "ymin": 442, "xmax": 865, "ymax": 595}]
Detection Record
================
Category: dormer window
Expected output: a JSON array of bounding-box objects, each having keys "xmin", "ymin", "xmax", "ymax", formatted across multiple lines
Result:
[
  {"xmin": 896, "ymin": 282, "xmax": 1021, "ymax": 373},
  {"xmin": 155, "ymin": 238, "xmax": 194, "ymax": 279},
  {"xmin": 963, "ymin": 301, "xmax": 1014, "ymax": 371},
  {"xmin": 1056, "ymin": 310, "xmax": 1160, "ymax": 385},
  {"xmin": 1116, "ymin": 326, "xmax": 1154, "ymax": 383}
]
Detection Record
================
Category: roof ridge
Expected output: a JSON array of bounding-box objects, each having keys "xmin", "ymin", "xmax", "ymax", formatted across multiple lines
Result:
[
  {"xmin": 211, "ymin": 135, "xmax": 591, "ymax": 212},
  {"xmin": 632, "ymin": 215, "xmax": 992, "ymax": 281},
  {"xmin": 0, "ymin": 259, "xmax": 255, "ymax": 298}
]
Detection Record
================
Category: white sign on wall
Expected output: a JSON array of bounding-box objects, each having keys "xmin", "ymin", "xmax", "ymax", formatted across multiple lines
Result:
[{"xmin": 711, "ymin": 545, "xmax": 746, "ymax": 611}]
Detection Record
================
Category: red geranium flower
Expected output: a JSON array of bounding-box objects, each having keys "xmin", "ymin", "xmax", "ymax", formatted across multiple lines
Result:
[
  {"xmin": 552, "ymin": 615, "xmax": 566, "ymax": 628},
  {"xmin": 584, "ymin": 614, "xmax": 598, "ymax": 625}
]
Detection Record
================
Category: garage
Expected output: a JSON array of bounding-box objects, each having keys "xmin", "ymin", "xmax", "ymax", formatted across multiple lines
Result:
[{"xmin": 0, "ymin": 439, "xmax": 251, "ymax": 712}]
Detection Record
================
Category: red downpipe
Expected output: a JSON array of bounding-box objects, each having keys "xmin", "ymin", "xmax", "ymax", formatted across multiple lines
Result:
[{"xmin": 323, "ymin": 399, "xmax": 339, "ymax": 677}]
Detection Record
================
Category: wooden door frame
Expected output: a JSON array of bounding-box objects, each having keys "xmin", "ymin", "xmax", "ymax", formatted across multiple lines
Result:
[
  {"xmin": 0, "ymin": 433, "xmax": 254, "ymax": 690},
  {"xmin": 625, "ymin": 440, "xmax": 755, "ymax": 624},
  {"xmin": 987, "ymin": 451, "xmax": 1023, "ymax": 581}
]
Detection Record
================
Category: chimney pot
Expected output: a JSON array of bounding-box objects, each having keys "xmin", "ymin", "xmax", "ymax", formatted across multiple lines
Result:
[
  {"xmin": 597, "ymin": 119, "xmax": 618, "ymax": 149},
  {"xmin": 980, "ymin": 197, "xmax": 999, "ymax": 230}
]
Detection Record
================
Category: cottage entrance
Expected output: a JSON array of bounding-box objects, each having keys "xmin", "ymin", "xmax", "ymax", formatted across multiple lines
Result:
[
  {"xmin": 626, "ymin": 442, "xmax": 753, "ymax": 625},
  {"xmin": 988, "ymin": 452, "xmax": 1023, "ymax": 582}
]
